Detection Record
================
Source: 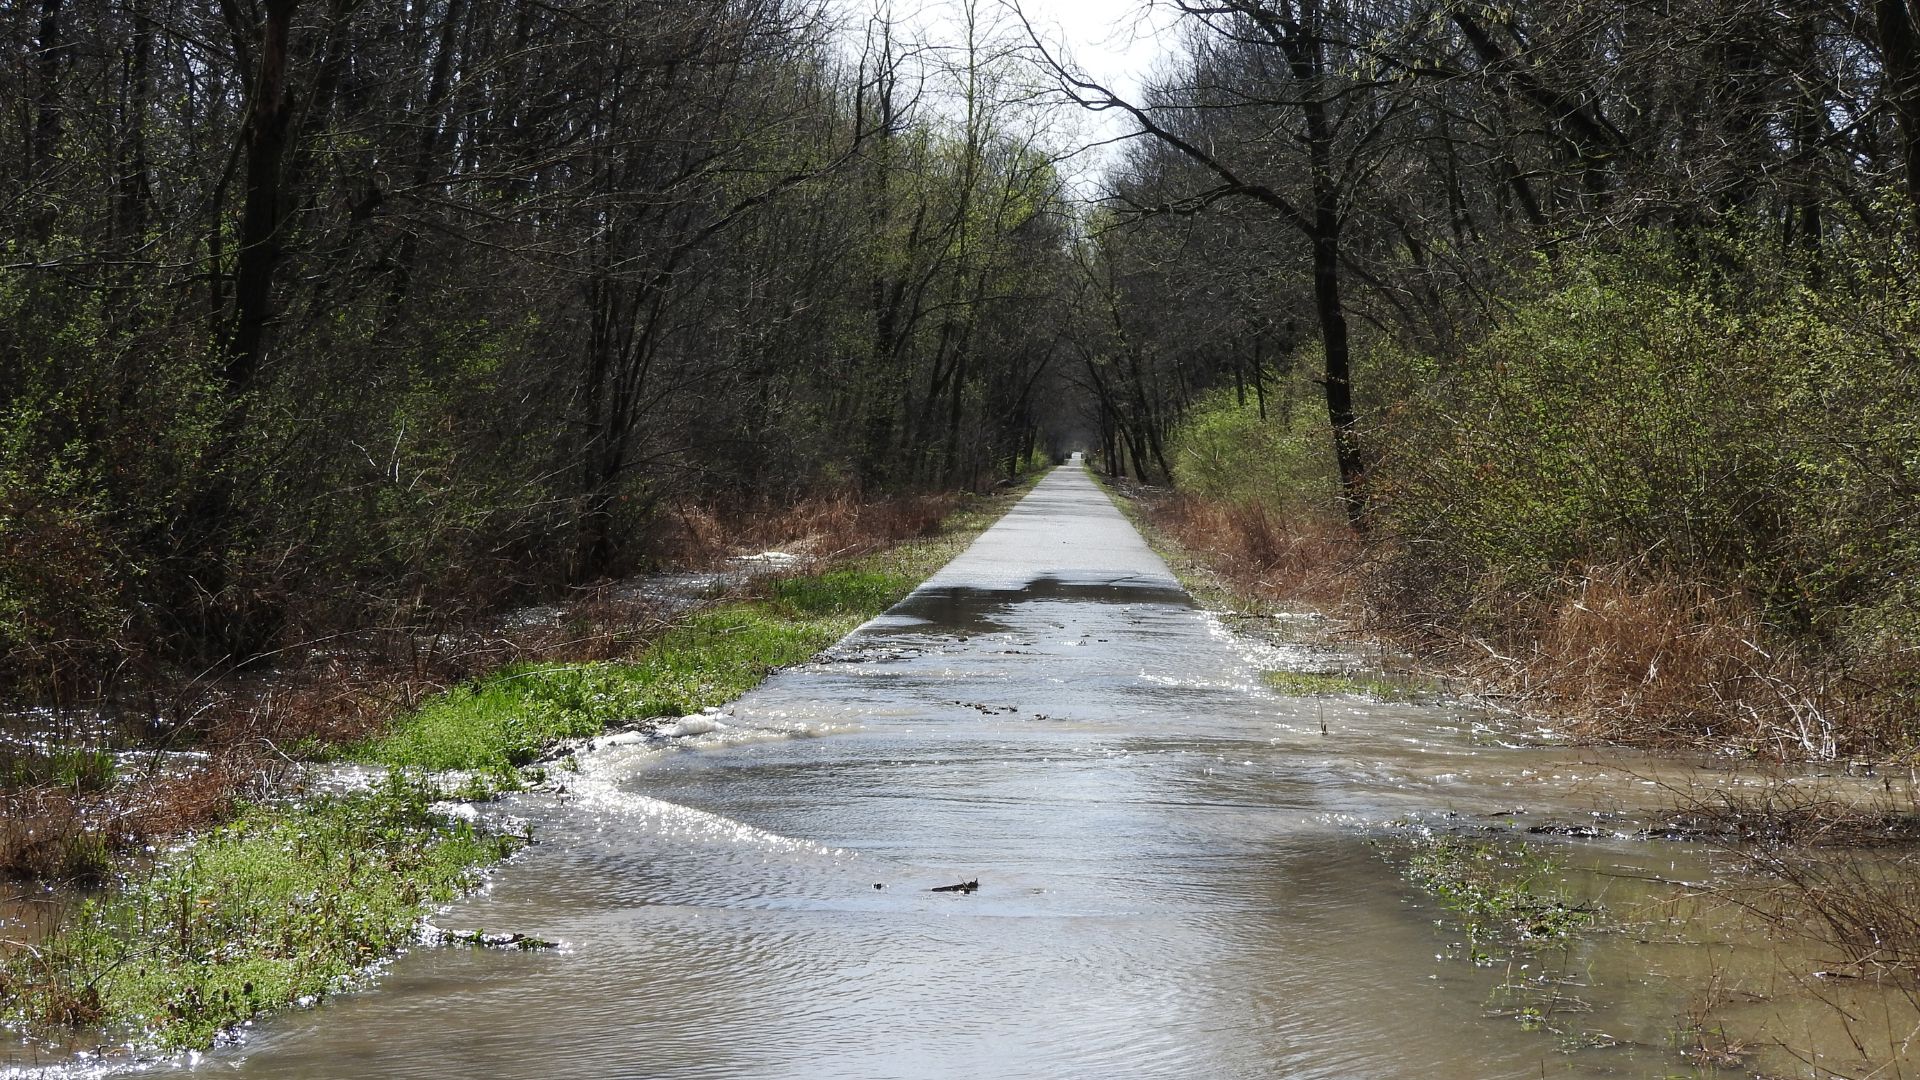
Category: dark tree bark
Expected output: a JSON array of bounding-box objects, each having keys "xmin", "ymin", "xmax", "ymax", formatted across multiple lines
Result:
[
  {"xmin": 1880, "ymin": 0, "xmax": 1920, "ymax": 238},
  {"xmin": 225, "ymin": 0, "xmax": 299, "ymax": 389},
  {"xmin": 23, "ymin": 0, "xmax": 66, "ymax": 240}
]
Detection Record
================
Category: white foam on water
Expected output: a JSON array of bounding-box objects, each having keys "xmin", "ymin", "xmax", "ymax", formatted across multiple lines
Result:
[
  {"xmin": 656, "ymin": 715, "xmax": 725, "ymax": 737},
  {"xmin": 569, "ymin": 710, "xmax": 859, "ymax": 784},
  {"xmin": 562, "ymin": 773, "xmax": 842, "ymax": 856}
]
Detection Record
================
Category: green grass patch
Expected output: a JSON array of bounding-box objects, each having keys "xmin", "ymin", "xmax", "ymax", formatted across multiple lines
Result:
[
  {"xmin": 3, "ymin": 744, "xmax": 117, "ymax": 792},
  {"xmin": 1, "ymin": 771, "xmax": 524, "ymax": 1050},
  {"xmin": 359, "ymin": 603, "xmax": 862, "ymax": 772},
  {"xmin": 1380, "ymin": 832, "xmax": 1615, "ymax": 1049}
]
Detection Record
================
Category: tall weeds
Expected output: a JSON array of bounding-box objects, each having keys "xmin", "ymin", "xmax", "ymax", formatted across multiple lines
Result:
[
  {"xmin": 1376, "ymin": 564, "xmax": 1910, "ymax": 759},
  {"xmin": 1147, "ymin": 493, "xmax": 1356, "ymax": 612}
]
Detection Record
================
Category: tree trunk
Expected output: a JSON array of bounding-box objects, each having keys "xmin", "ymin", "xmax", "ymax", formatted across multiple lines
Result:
[
  {"xmin": 114, "ymin": 0, "xmax": 153, "ymax": 247},
  {"xmin": 1880, "ymin": 0, "xmax": 1920, "ymax": 238},
  {"xmin": 1288, "ymin": 9, "xmax": 1367, "ymax": 529},
  {"xmin": 24, "ymin": 0, "xmax": 66, "ymax": 240},
  {"xmin": 1311, "ymin": 223, "xmax": 1364, "ymax": 528},
  {"xmin": 226, "ymin": 0, "xmax": 299, "ymax": 389}
]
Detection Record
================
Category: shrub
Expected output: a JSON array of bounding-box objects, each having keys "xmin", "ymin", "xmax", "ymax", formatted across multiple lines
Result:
[
  {"xmin": 1168, "ymin": 385, "xmax": 1338, "ymax": 513},
  {"xmin": 1358, "ymin": 234, "xmax": 1920, "ymax": 755}
]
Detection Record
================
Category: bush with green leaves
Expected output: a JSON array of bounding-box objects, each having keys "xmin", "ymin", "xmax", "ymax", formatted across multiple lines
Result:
[
  {"xmin": 1168, "ymin": 384, "xmax": 1338, "ymax": 513},
  {"xmin": 1366, "ymin": 234, "xmax": 1920, "ymax": 669},
  {"xmin": 0, "ymin": 268, "xmax": 224, "ymax": 694}
]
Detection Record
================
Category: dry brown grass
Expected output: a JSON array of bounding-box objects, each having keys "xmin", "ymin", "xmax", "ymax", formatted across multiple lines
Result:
[
  {"xmin": 1389, "ymin": 564, "xmax": 1913, "ymax": 761},
  {"xmin": 1143, "ymin": 492, "xmax": 1358, "ymax": 612},
  {"xmin": 0, "ymin": 759, "xmax": 244, "ymax": 883},
  {"xmin": 658, "ymin": 490, "xmax": 956, "ymax": 569},
  {"xmin": 0, "ymin": 788, "xmax": 109, "ymax": 883},
  {"xmin": 1130, "ymin": 482, "xmax": 1912, "ymax": 763}
]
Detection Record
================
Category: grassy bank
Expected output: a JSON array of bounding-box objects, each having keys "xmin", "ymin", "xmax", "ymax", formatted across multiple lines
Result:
[
  {"xmin": 361, "ymin": 485, "xmax": 1035, "ymax": 774},
  {"xmin": 3, "ymin": 772, "xmax": 524, "ymax": 1050},
  {"xmin": 2, "ymin": 475, "xmax": 1040, "ymax": 1054}
]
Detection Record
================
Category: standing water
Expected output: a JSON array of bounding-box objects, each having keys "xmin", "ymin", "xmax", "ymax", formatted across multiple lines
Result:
[{"xmin": 93, "ymin": 466, "xmax": 1918, "ymax": 1077}]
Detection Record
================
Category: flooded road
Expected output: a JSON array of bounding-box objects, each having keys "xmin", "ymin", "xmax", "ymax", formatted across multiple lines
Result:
[{"xmin": 123, "ymin": 466, "xmax": 1913, "ymax": 1078}]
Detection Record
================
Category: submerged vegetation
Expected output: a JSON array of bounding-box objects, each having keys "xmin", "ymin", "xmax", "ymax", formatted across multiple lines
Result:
[{"xmin": 1394, "ymin": 834, "xmax": 1598, "ymax": 963}]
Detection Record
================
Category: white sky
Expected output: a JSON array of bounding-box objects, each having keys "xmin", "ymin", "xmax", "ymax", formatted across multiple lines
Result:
[
  {"xmin": 1019, "ymin": 0, "xmax": 1185, "ymax": 192},
  {"xmin": 1014, "ymin": 0, "xmax": 1168, "ymax": 104},
  {"xmin": 829, "ymin": 0, "xmax": 1183, "ymax": 194}
]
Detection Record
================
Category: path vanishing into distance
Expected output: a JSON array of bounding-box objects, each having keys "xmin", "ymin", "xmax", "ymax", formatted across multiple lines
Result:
[{"xmin": 148, "ymin": 465, "xmax": 1868, "ymax": 1079}]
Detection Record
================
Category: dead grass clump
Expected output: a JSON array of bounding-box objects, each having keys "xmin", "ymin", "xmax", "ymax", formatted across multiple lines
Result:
[
  {"xmin": 544, "ymin": 588, "xmax": 674, "ymax": 663},
  {"xmin": 1392, "ymin": 564, "xmax": 1911, "ymax": 761},
  {"xmin": 1133, "ymin": 481, "xmax": 1908, "ymax": 762},
  {"xmin": 1147, "ymin": 493, "xmax": 1356, "ymax": 611},
  {"xmin": 0, "ymin": 953, "xmax": 106, "ymax": 1027},
  {"xmin": 661, "ymin": 505, "xmax": 734, "ymax": 567},
  {"xmin": 1529, "ymin": 570, "xmax": 1834, "ymax": 754},
  {"xmin": 192, "ymin": 671, "xmax": 395, "ymax": 753},
  {"xmin": 0, "ymin": 756, "xmax": 245, "ymax": 884},
  {"xmin": 0, "ymin": 789, "xmax": 110, "ymax": 883},
  {"xmin": 659, "ymin": 491, "xmax": 956, "ymax": 568},
  {"xmin": 125, "ymin": 757, "xmax": 248, "ymax": 837}
]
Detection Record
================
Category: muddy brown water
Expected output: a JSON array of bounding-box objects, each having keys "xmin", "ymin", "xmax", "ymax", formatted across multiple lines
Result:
[{"xmin": 11, "ymin": 465, "xmax": 1919, "ymax": 1078}]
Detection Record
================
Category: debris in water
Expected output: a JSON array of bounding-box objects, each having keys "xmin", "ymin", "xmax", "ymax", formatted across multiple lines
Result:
[
  {"xmin": 930, "ymin": 879, "xmax": 979, "ymax": 894},
  {"xmin": 1527, "ymin": 822, "xmax": 1608, "ymax": 838},
  {"xmin": 419, "ymin": 923, "xmax": 558, "ymax": 950}
]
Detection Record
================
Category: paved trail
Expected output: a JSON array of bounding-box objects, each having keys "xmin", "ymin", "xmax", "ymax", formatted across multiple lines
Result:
[{"xmin": 151, "ymin": 465, "xmax": 1734, "ymax": 1080}]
